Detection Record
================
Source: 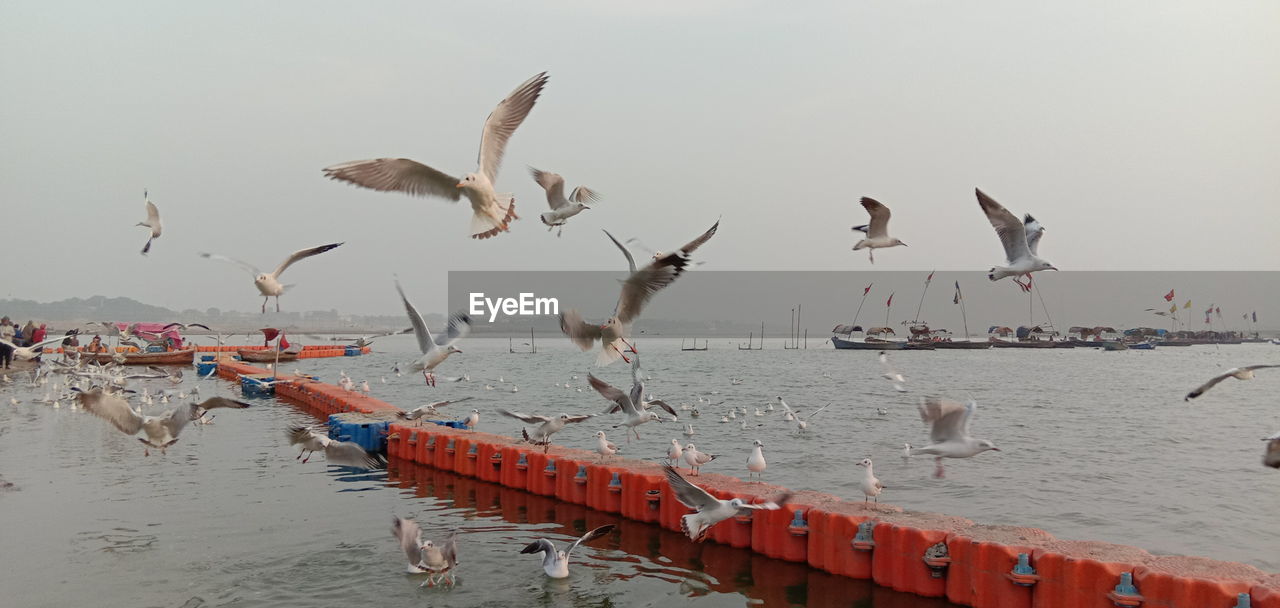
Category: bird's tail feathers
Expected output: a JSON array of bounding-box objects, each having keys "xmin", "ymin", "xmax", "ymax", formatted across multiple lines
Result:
[{"xmin": 470, "ymin": 196, "xmax": 518, "ymax": 239}]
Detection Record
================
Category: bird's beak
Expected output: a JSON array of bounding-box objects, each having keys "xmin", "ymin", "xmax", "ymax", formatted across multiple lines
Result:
[
  {"xmin": 455, "ymin": 182, "xmax": 464, "ymax": 188},
  {"xmin": 901, "ymin": 243, "xmax": 908, "ymax": 247},
  {"xmin": 582, "ymin": 206, "xmax": 591, "ymax": 210},
  {"xmin": 453, "ymin": 349, "xmax": 463, "ymax": 354},
  {"xmin": 1048, "ymin": 266, "xmax": 1058, "ymax": 271},
  {"xmin": 599, "ymin": 324, "xmax": 608, "ymax": 330},
  {"xmin": 991, "ymin": 447, "xmax": 1002, "ymax": 452}
]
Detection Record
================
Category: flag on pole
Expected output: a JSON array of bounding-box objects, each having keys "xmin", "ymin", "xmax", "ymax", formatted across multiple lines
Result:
[
  {"xmin": 279, "ymin": 334, "xmax": 291, "ymax": 350},
  {"xmin": 925, "ymin": 270, "xmax": 935, "ymax": 285},
  {"xmin": 886, "ymin": 292, "xmax": 894, "ymax": 307},
  {"xmin": 863, "ymin": 284, "xmax": 872, "ymax": 296},
  {"xmin": 1215, "ymin": 306, "xmax": 1222, "ymax": 318},
  {"xmin": 953, "ymin": 281, "xmax": 962, "ymax": 304},
  {"xmin": 1243, "ymin": 313, "xmax": 1249, "ymax": 320},
  {"xmin": 1183, "ymin": 300, "xmax": 1192, "ymax": 309},
  {"xmin": 1253, "ymin": 311, "xmax": 1258, "ymax": 323},
  {"xmin": 1169, "ymin": 303, "xmax": 1177, "ymax": 314},
  {"xmin": 1164, "ymin": 289, "xmax": 1175, "ymax": 302}
]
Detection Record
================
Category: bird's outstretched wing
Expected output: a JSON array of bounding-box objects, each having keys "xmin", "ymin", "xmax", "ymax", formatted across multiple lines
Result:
[
  {"xmin": 1023, "ymin": 214, "xmax": 1045, "ymax": 256},
  {"xmin": 566, "ymin": 524, "xmax": 615, "ymax": 558},
  {"xmin": 323, "ymin": 158, "xmax": 463, "ymax": 201},
  {"xmin": 477, "ymin": 72, "xmax": 549, "ymax": 183},
  {"xmin": 919, "ymin": 396, "xmax": 975, "ymax": 443},
  {"xmin": 975, "ymin": 189, "xmax": 1030, "ymax": 264},
  {"xmin": 393, "ymin": 516, "xmax": 424, "ymax": 567},
  {"xmin": 559, "ymin": 310, "xmax": 603, "ymax": 351},
  {"xmin": 498, "ymin": 409, "xmax": 552, "ymax": 424},
  {"xmin": 395, "ymin": 279, "xmax": 435, "ymax": 355},
  {"xmin": 663, "ymin": 465, "xmax": 721, "ymax": 511},
  {"xmin": 860, "ymin": 198, "xmax": 891, "ymax": 239},
  {"xmin": 530, "ymin": 167, "xmax": 567, "ymax": 210},
  {"xmin": 271, "ymin": 242, "xmax": 343, "ymax": 278},
  {"xmin": 75, "ymin": 388, "xmax": 144, "ymax": 435},
  {"xmin": 200, "ymin": 252, "xmax": 261, "ymax": 277},
  {"xmin": 588, "ymin": 374, "xmax": 636, "ymax": 416}
]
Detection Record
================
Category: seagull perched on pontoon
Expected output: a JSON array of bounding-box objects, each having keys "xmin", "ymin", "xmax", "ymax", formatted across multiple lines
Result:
[
  {"xmin": 531, "ymin": 167, "xmax": 600, "ymax": 237},
  {"xmin": 392, "ymin": 516, "xmax": 458, "ymax": 586},
  {"xmin": 395, "ymin": 278, "xmax": 470, "ymax": 386},
  {"xmin": 975, "ymin": 188, "xmax": 1056, "ymax": 281},
  {"xmin": 560, "ymin": 221, "xmax": 718, "ymax": 366},
  {"xmin": 663, "ymin": 465, "xmax": 790, "ymax": 541},
  {"xmin": 323, "ymin": 73, "xmax": 548, "ymax": 240},
  {"xmin": 1184, "ymin": 365, "xmax": 1280, "ymax": 401},
  {"xmin": 851, "ymin": 197, "xmax": 906, "ymax": 263},
  {"xmin": 200, "ymin": 242, "xmax": 344, "ymax": 313},
  {"xmin": 498, "ymin": 409, "xmax": 595, "ymax": 452},
  {"xmin": 908, "ymin": 396, "xmax": 1000, "ymax": 478},
  {"xmin": 520, "ymin": 524, "xmax": 615, "ymax": 579}
]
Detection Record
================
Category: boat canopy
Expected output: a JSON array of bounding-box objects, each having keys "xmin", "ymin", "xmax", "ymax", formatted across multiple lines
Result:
[
  {"xmin": 831, "ymin": 324, "xmax": 863, "ymax": 335},
  {"xmin": 115, "ymin": 322, "xmax": 185, "ymax": 348},
  {"xmin": 987, "ymin": 326, "xmax": 1014, "ymax": 336},
  {"xmin": 866, "ymin": 326, "xmax": 895, "ymax": 336},
  {"xmin": 1015, "ymin": 325, "xmax": 1045, "ymax": 339}
]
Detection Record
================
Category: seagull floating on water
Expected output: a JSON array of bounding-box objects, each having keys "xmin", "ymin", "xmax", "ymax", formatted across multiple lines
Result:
[
  {"xmin": 392, "ymin": 517, "xmax": 458, "ymax": 586},
  {"xmin": 975, "ymin": 188, "xmax": 1056, "ymax": 281},
  {"xmin": 664, "ymin": 465, "xmax": 790, "ymax": 541},
  {"xmin": 200, "ymin": 243, "xmax": 344, "ymax": 313},
  {"xmin": 520, "ymin": 524, "xmax": 615, "ymax": 579},
  {"xmin": 1184, "ymin": 365, "xmax": 1279, "ymax": 401},
  {"xmin": 323, "ymin": 73, "xmax": 548, "ymax": 239},
  {"xmin": 851, "ymin": 197, "xmax": 906, "ymax": 264},
  {"xmin": 909, "ymin": 396, "xmax": 1000, "ymax": 478}
]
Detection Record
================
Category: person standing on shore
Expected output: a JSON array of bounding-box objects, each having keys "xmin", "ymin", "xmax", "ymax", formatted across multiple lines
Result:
[
  {"xmin": 0, "ymin": 317, "xmax": 14, "ymax": 368},
  {"xmin": 21, "ymin": 321, "xmax": 37, "ymax": 347}
]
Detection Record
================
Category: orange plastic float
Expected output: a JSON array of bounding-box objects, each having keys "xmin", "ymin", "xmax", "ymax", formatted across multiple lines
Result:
[
  {"xmin": 870, "ymin": 511, "xmax": 974, "ymax": 598},
  {"xmin": 1031, "ymin": 540, "xmax": 1152, "ymax": 608},
  {"xmin": 944, "ymin": 524, "xmax": 1056, "ymax": 608},
  {"xmin": 1133, "ymin": 555, "xmax": 1266, "ymax": 607}
]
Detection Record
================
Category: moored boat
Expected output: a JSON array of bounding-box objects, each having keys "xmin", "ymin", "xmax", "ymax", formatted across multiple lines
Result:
[
  {"xmin": 831, "ymin": 335, "xmax": 903, "ymax": 350},
  {"xmin": 930, "ymin": 340, "xmax": 992, "ymax": 349},
  {"xmin": 1102, "ymin": 341, "xmax": 1128, "ymax": 351},
  {"xmin": 81, "ymin": 348, "xmax": 196, "ymax": 365},
  {"xmin": 237, "ymin": 349, "xmax": 300, "ymax": 363}
]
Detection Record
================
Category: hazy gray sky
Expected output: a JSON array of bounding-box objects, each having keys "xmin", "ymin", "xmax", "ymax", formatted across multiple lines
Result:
[{"xmin": 3, "ymin": 1, "xmax": 1277, "ymax": 315}]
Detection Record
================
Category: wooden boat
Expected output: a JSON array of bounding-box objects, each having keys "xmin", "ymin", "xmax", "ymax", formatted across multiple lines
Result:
[
  {"xmin": 237, "ymin": 349, "xmax": 300, "ymax": 363},
  {"xmin": 832, "ymin": 335, "xmax": 903, "ymax": 350},
  {"xmin": 931, "ymin": 340, "xmax": 992, "ymax": 349},
  {"xmin": 989, "ymin": 339, "xmax": 1058, "ymax": 349},
  {"xmin": 81, "ymin": 348, "xmax": 196, "ymax": 365},
  {"xmin": 1102, "ymin": 341, "xmax": 1129, "ymax": 351}
]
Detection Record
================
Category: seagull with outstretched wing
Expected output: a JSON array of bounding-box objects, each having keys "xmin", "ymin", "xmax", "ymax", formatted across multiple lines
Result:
[{"xmin": 324, "ymin": 73, "xmax": 548, "ymax": 239}]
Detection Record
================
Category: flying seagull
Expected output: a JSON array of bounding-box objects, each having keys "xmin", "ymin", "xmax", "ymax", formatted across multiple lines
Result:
[
  {"xmin": 398, "ymin": 398, "xmax": 475, "ymax": 424},
  {"xmin": 497, "ymin": 409, "xmax": 595, "ymax": 453},
  {"xmin": 75, "ymin": 388, "xmax": 250, "ymax": 455},
  {"xmin": 395, "ymin": 278, "xmax": 469, "ymax": 386},
  {"xmin": 975, "ymin": 188, "xmax": 1057, "ymax": 281},
  {"xmin": 200, "ymin": 242, "xmax": 343, "ymax": 313},
  {"xmin": 0, "ymin": 334, "xmax": 75, "ymax": 362},
  {"xmin": 560, "ymin": 221, "xmax": 718, "ymax": 365},
  {"xmin": 663, "ymin": 465, "xmax": 789, "ymax": 541},
  {"xmin": 587, "ymin": 372, "xmax": 662, "ymax": 443},
  {"xmin": 908, "ymin": 396, "xmax": 1000, "ymax": 478},
  {"xmin": 392, "ymin": 516, "xmax": 458, "ymax": 586},
  {"xmin": 520, "ymin": 524, "xmax": 614, "ymax": 579},
  {"xmin": 1184, "ymin": 365, "xmax": 1279, "ymax": 401},
  {"xmin": 323, "ymin": 72, "xmax": 549, "ymax": 239},
  {"xmin": 531, "ymin": 167, "xmax": 600, "ymax": 237},
  {"xmin": 851, "ymin": 197, "xmax": 906, "ymax": 263},
  {"xmin": 137, "ymin": 190, "xmax": 162, "ymax": 255},
  {"xmin": 287, "ymin": 426, "xmax": 386, "ymax": 469}
]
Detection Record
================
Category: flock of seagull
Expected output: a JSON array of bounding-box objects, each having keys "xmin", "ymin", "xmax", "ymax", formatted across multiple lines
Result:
[{"xmin": 22, "ymin": 69, "xmax": 1269, "ymax": 589}]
